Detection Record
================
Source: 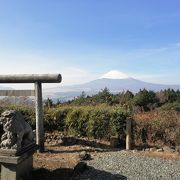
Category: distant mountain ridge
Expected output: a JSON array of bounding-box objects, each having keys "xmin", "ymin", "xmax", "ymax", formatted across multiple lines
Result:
[{"xmin": 44, "ymin": 77, "xmax": 180, "ymax": 101}]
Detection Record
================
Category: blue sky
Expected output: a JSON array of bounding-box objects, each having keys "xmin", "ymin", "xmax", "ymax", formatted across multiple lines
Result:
[{"xmin": 0, "ymin": 0, "xmax": 180, "ymax": 88}]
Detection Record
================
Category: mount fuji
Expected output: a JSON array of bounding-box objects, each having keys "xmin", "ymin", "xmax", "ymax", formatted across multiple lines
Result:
[{"xmin": 44, "ymin": 70, "xmax": 180, "ymax": 101}]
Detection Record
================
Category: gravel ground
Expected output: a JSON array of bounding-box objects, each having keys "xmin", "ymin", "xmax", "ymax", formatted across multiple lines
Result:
[{"xmin": 76, "ymin": 151, "xmax": 180, "ymax": 180}]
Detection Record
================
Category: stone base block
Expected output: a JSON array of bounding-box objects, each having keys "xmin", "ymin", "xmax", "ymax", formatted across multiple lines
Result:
[
  {"xmin": 1, "ymin": 155, "xmax": 32, "ymax": 180},
  {"xmin": 0, "ymin": 145, "xmax": 38, "ymax": 180}
]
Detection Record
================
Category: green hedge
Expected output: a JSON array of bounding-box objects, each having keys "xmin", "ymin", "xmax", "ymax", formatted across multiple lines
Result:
[
  {"xmin": 0, "ymin": 105, "xmax": 128, "ymax": 140},
  {"xmin": 45, "ymin": 105, "xmax": 129, "ymax": 140},
  {"xmin": 0, "ymin": 104, "xmax": 179, "ymax": 147}
]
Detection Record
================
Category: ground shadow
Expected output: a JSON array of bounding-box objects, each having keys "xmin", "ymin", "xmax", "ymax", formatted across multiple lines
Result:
[
  {"xmin": 73, "ymin": 165, "xmax": 127, "ymax": 180},
  {"xmin": 32, "ymin": 167, "xmax": 73, "ymax": 180},
  {"xmin": 32, "ymin": 164, "xmax": 127, "ymax": 180}
]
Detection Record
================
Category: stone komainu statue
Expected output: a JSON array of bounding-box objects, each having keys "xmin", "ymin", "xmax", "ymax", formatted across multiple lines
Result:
[{"xmin": 0, "ymin": 110, "xmax": 34, "ymax": 150}]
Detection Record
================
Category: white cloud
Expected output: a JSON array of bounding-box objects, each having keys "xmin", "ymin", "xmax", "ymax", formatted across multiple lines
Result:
[
  {"xmin": 60, "ymin": 67, "xmax": 98, "ymax": 85},
  {"xmin": 174, "ymin": 42, "xmax": 180, "ymax": 47},
  {"xmin": 128, "ymin": 42, "xmax": 180, "ymax": 58},
  {"xmin": 130, "ymin": 73, "xmax": 180, "ymax": 85},
  {"xmin": 0, "ymin": 51, "xmax": 99, "ymax": 89}
]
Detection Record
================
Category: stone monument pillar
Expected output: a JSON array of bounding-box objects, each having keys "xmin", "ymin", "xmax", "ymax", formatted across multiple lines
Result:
[{"xmin": 0, "ymin": 110, "xmax": 38, "ymax": 180}]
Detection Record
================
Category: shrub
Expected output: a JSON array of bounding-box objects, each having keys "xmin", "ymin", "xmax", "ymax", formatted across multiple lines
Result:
[
  {"xmin": 87, "ymin": 108, "xmax": 112, "ymax": 139},
  {"xmin": 133, "ymin": 110, "xmax": 180, "ymax": 147},
  {"xmin": 44, "ymin": 106, "xmax": 73, "ymax": 132},
  {"xmin": 160, "ymin": 102, "xmax": 180, "ymax": 112},
  {"xmin": 48, "ymin": 105, "xmax": 129, "ymax": 140},
  {"xmin": 65, "ymin": 108, "xmax": 88, "ymax": 136}
]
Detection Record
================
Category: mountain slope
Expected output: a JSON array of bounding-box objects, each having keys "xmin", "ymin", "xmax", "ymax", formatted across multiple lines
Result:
[{"xmin": 44, "ymin": 78, "xmax": 180, "ymax": 100}]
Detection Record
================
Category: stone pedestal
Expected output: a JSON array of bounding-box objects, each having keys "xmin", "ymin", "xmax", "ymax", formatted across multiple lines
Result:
[{"xmin": 0, "ymin": 145, "xmax": 37, "ymax": 180}]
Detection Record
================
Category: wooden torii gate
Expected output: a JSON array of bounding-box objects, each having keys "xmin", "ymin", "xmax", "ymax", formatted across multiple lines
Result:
[{"xmin": 0, "ymin": 74, "xmax": 62, "ymax": 152}]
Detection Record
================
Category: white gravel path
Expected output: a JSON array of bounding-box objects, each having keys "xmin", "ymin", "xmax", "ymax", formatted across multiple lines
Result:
[{"xmin": 77, "ymin": 151, "xmax": 180, "ymax": 180}]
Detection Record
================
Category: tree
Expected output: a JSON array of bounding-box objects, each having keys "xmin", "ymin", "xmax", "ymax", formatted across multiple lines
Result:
[
  {"xmin": 71, "ymin": 91, "xmax": 87, "ymax": 105},
  {"xmin": 164, "ymin": 89, "xmax": 177, "ymax": 103},
  {"xmin": 117, "ymin": 90, "xmax": 134, "ymax": 108},
  {"xmin": 133, "ymin": 89, "xmax": 159, "ymax": 110},
  {"xmin": 176, "ymin": 90, "xmax": 180, "ymax": 102},
  {"xmin": 123, "ymin": 90, "xmax": 134, "ymax": 103},
  {"xmin": 79, "ymin": 91, "xmax": 86, "ymax": 99},
  {"xmin": 44, "ymin": 98, "xmax": 53, "ymax": 108},
  {"xmin": 95, "ymin": 87, "xmax": 112, "ymax": 104},
  {"xmin": 56, "ymin": 99, "xmax": 62, "ymax": 106}
]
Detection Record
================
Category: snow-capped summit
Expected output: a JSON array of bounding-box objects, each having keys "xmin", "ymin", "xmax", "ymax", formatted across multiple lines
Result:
[
  {"xmin": 100, "ymin": 70, "xmax": 130, "ymax": 79},
  {"xmin": 44, "ymin": 70, "xmax": 180, "ymax": 101}
]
